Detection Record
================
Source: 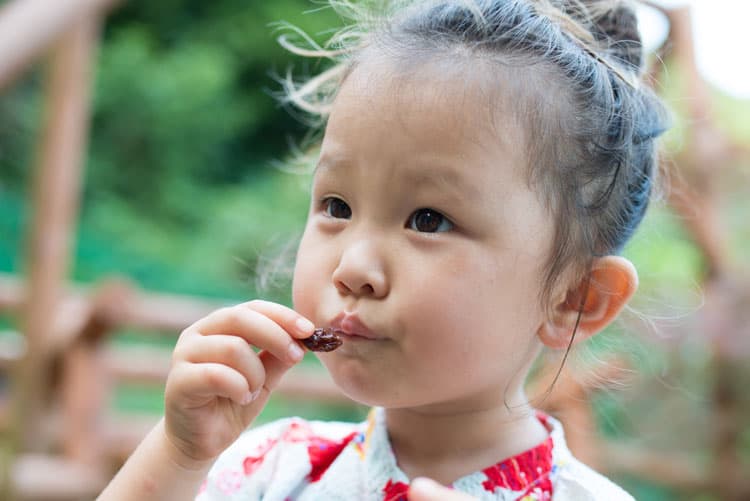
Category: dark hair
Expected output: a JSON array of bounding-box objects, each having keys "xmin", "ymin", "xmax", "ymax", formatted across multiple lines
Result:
[{"xmin": 280, "ymin": 0, "xmax": 668, "ymax": 311}]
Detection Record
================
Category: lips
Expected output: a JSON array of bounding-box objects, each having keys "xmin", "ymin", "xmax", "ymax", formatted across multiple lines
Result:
[{"xmin": 330, "ymin": 312, "xmax": 381, "ymax": 340}]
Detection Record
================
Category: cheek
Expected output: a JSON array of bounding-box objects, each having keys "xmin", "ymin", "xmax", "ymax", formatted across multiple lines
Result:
[
  {"xmin": 291, "ymin": 229, "xmax": 324, "ymax": 318},
  {"xmin": 473, "ymin": 251, "xmax": 545, "ymax": 318},
  {"xmin": 291, "ymin": 268, "xmax": 312, "ymax": 319},
  {"xmin": 403, "ymin": 250, "xmax": 543, "ymax": 350}
]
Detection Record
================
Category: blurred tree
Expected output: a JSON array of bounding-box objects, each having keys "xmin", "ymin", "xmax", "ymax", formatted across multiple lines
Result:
[
  {"xmin": 91, "ymin": 0, "xmax": 340, "ymax": 220},
  {"xmin": 0, "ymin": 1, "xmax": 341, "ymax": 297}
]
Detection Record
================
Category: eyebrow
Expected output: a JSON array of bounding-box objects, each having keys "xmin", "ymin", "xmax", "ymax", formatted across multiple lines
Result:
[
  {"xmin": 316, "ymin": 155, "xmax": 480, "ymax": 200},
  {"xmin": 314, "ymin": 155, "xmax": 347, "ymax": 175},
  {"xmin": 403, "ymin": 167, "xmax": 481, "ymax": 201}
]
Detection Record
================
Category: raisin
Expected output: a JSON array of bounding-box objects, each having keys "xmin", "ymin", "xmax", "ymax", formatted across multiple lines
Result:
[{"xmin": 301, "ymin": 328, "xmax": 343, "ymax": 352}]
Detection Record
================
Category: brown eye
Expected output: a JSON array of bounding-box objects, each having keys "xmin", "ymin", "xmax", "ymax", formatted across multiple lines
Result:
[
  {"xmin": 323, "ymin": 197, "xmax": 352, "ymax": 219},
  {"xmin": 407, "ymin": 208, "xmax": 453, "ymax": 233}
]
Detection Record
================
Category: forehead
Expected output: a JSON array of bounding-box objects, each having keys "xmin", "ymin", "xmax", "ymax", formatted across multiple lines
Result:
[{"xmin": 323, "ymin": 54, "xmax": 531, "ymax": 184}]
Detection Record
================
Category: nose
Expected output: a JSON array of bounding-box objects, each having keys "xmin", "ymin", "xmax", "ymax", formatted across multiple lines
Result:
[{"xmin": 331, "ymin": 238, "xmax": 389, "ymax": 299}]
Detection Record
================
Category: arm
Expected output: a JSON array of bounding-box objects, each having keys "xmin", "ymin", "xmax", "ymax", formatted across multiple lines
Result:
[{"xmin": 98, "ymin": 418, "xmax": 213, "ymax": 500}]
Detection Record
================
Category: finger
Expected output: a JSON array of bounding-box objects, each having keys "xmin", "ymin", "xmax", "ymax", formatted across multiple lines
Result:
[
  {"xmin": 238, "ymin": 349, "xmax": 297, "ymax": 421},
  {"xmin": 258, "ymin": 349, "xmax": 294, "ymax": 393},
  {"xmin": 239, "ymin": 300, "xmax": 315, "ymax": 339},
  {"xmin": 408, "ymin": 478, "xmax": 477, "ymax": 501},
  {"xmin": 193, "ymin": 306, "xmax": 306, "ymax": 364},
  {"xmin": 174, "ymin": 334, "xmax": 266, "ymax": 394},
  {"xmin": 169, "ymin": 362, "xmax": 255, "ymax": 406}
]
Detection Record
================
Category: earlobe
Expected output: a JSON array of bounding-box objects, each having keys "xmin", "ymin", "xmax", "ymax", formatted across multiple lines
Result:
[{"xmin": 538, "ymin": 256, "xmax": 638, "ymax": 349}]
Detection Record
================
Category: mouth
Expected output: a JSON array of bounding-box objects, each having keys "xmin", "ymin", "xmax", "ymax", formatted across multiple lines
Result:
[{"xmin": 330, "ymin": 312, "xmax": 382, "ymax": 341}]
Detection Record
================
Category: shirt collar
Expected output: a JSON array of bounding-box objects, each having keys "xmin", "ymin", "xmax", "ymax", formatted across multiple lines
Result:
[{"xmin": 359, "ymin": 407, "xmax": 562, "ymax": 497}]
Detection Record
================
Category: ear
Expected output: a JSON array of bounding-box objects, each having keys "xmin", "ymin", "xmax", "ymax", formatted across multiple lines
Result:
[{"xmin": 537, "ymin": 256, "xmax": 638, "ymax": 349}]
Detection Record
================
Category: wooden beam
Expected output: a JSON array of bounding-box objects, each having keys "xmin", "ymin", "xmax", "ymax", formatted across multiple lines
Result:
[
  {"xmin": 0, "ymin": 0, "xmax": 121, "ymax": 91},
  {"xmin": 0, "ymin": 273, "xmax": 230, "ymax": 335},
  {"xmin": 0, "ymin": 336, "xmax": 355, "ymax": 413},
  {"xmin": 11, "ymin": 453, "xmax": 110, "ymax": 501}
]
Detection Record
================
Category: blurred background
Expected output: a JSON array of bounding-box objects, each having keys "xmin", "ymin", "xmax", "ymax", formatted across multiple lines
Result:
[{"xmin": 0, "ymin": 0, "xmax": 747, "ymax": 500}]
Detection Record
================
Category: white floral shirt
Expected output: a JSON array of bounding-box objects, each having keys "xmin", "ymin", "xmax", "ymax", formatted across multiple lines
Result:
[{"xmin": 196, "ymin": 408, "xmax": 633, "ymax": 500}]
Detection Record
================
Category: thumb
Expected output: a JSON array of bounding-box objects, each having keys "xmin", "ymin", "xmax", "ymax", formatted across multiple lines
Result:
[{"xmin": 408, "ymin": 478, "xmax": 477, "ymax": 501}]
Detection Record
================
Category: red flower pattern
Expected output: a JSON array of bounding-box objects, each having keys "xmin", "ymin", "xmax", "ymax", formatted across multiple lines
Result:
[
  {"xmin": 242, "ymin": 437, "xmax": 279, "ymax": 476},
  {"xmin": 307, "ymin": 431, "xmax": 358, "ymax": 482},
  {"xmin": 480, "ymin": 412, "xmax": 555, "ymax": 498},
  {"xmin": 382, "ymin": 479, "xmax": 410, "ymax": 501}
]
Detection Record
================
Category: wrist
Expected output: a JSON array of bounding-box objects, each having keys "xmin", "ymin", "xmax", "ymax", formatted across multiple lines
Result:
[{"xmin": 157, "ymin": 418, "xmax": 217, "ymax": 473}]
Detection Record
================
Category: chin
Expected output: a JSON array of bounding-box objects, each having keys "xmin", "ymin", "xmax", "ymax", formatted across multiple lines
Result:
[
  {"xmin": 325, "ymin": 366, "xmax": 405, "ymax": 408},
  {"xmin": 330, "ymin": 374, "xmax": 388, "ymax": 407}
]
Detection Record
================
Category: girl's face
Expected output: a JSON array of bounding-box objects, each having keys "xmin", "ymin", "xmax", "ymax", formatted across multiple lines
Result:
[{"xmin": 293, "ymin": 58, "xmax": 555, "ymax": 412}]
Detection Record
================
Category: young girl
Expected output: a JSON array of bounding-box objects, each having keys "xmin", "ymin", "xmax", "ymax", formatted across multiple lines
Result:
[{"xmin": 100, "ymin": 0, "xmax": 667, "ymax": 499}]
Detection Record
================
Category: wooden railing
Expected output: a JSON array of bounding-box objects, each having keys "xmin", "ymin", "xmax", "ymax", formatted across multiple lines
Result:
[{"xmin": 0, "ymin": 271, "xmax": 355, "ymax": 499}]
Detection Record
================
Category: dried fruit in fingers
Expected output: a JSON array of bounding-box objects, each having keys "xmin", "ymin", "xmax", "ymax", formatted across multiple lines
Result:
[{"xmin": 301, "ymin": 328, "xmax": 343, "ymax": 352}]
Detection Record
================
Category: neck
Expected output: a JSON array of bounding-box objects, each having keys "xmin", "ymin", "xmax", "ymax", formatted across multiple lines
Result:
[{"xmin": 384, "ymin": 390, "xmax": 548, "ymax": 485}]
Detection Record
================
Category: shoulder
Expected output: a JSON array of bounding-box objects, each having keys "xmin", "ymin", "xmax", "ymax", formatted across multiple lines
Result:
[
  {"xmin": 197, "ymin": 417, "xmax": 363, "ymax": 500},
  {"xmin": 545, "ymin": 414, "xmax": 634, "ymax": 501}
]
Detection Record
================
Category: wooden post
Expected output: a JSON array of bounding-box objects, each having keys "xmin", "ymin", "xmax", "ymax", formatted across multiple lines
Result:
[
  {"xmin": 4, "ymin": 11, "xmax": 100, "ymax": 490},
  {"xmin": 59, "ymin": 280, "xmax": 133, "ymax": 466}
]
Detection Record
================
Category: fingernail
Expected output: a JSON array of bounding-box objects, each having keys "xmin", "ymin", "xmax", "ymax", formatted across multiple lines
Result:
[
  {"xmin": 295, "ymin": 317, "xmax": 315, "ymax": 334},
  {"xmin": 242, "ymin": 389, "xmax": 260, "ymax": 405},
  {"xmin": 288, "ymin": 342, "xmax": 305, "ymax": 362}
]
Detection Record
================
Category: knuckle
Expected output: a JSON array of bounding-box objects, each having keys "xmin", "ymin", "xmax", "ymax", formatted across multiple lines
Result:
[
  {"xmin": 172, "ymin": 333, "xmax": 197, "ymax": 361},
  {"xmin": 171, "ymin": 344, "xmax": 188, "ymax": 363},
  {"xmin": 200, "ymin": 364, "xmax": 224, "ymax": 387},
  {"xmin": 177, "ymin": 327, "xmax": 194, "ymax": 344},
  {"xmin": 246, "ymin": 299, "xmax": 264, "ymax": 309},
  {"xmin": 172, "ymin": 330, "xmax": 201, "ymax": 362},
  {"xmin": 165, "ymin": 360, "xmax": 186, "ymax": 383},
  {"xmin": 220, "ymin": 306, "xmax": 244, "ymax": 327},
  {"xmin": 224, "ymin": 336, "xmax": 248, "ymax": 360},
  {"xmin": 217, "ymin": 305, "xmax": 236, "ymax": 319}
]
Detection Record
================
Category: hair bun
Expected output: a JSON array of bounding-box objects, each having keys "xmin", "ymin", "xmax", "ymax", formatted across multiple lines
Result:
[{"xmin": 586, "ymin": 1, "xmax": 643, "ymax": 72}]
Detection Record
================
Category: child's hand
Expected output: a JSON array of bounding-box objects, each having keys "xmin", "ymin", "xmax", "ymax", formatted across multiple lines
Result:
[
  {"xmin": 162, "ymin": 300, "xmax": 314, "ymax": 468},
  {"xmin": 409, "ymin": 478, "xmax": 478, "ymax": 501}
]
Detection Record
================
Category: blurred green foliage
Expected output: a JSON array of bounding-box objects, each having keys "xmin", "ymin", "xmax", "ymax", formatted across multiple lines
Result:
[{"xmin": 0, "ymin": 0, "xmax": 341, "ymax": 300}]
